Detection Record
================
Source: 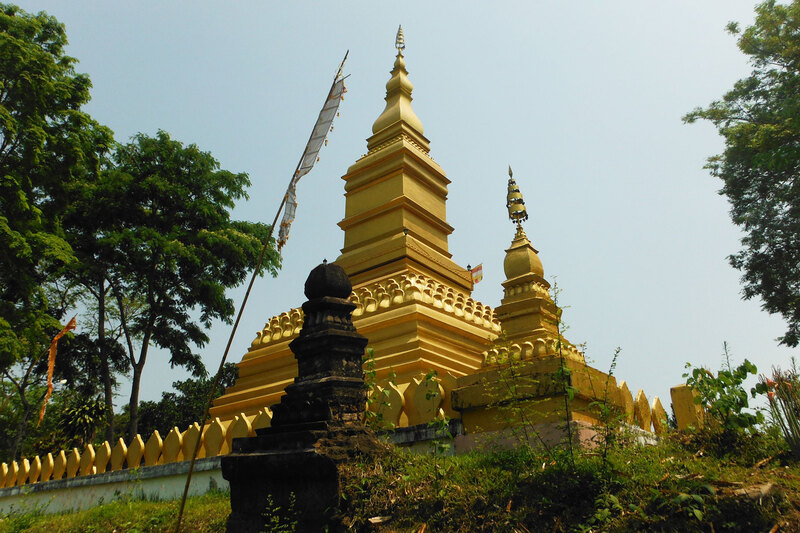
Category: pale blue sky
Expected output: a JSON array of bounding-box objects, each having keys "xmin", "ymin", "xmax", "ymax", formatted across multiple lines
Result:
[{"xmin": 16, "ymin": 1, "xmax": 795, "ymax": 411}]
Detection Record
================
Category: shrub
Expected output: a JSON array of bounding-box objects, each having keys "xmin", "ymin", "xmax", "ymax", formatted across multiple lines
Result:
[{"xmin": 684, "ymin": 357, "xmax": 762, "ymax": 434}]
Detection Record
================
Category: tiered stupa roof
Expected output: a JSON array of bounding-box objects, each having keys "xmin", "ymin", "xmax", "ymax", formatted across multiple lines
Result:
[{"xmin": 211, "ymin": 28, "xmax": 500, "ymax": 425}]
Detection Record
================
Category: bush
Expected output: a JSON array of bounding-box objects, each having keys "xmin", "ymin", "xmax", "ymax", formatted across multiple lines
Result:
[{"xmin": 684, "ymin": 357, "xmax": 762, "ymax": 433}]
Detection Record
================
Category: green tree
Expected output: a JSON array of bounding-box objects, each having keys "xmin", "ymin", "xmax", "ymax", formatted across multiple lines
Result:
[
  {"xmin": 684, "ymin": 0, "xmax": 800, "ymax": 347},
  {"xmin": 60, "ymin": 228, "xmax": 139, "ymax": 441},
  {"xmin": 66, "ymin": 131, "xmax": 279, "ymax": 439},
  {"xmin": 0, "ymin": 4, "xmax": 112, "ymax": 369},
  {"xmin": 0, "ymin": 4, "xmax": 116, "ymax": 455}
]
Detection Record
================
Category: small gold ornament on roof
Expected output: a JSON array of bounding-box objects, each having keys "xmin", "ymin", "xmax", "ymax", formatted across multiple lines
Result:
[
  {"xmin": 506, "ymin": 165, "xmax": 528, "ymax": 226},
  {"xmin": 395, "ymin": 25, "xmax": 405, "ymax": 52}
]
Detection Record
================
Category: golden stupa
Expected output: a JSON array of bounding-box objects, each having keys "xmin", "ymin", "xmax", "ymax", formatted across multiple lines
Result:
[{"xmin": 211, "ymin": 29, "xmax": 620, "ymax": 435}]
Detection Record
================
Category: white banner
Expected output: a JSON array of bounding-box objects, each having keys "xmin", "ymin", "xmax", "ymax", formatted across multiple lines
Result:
[{"xmin": 277, "ymin": 75, "xmax": 346, "ymax": 251}]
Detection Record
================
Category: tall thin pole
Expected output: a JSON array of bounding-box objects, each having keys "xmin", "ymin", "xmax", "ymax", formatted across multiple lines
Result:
[{"xmin": 173, "ymin": 51, "xmax": 348, "ymax": 533}]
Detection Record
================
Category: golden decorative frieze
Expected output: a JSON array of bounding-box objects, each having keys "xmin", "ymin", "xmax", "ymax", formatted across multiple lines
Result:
[
  {"xmin": 482, "ymin": 336, "xmax": 584, "ymax": 367},
  {"xmin": 251, "ymin": 272, "xmax": 501, "ymax": 349},
  {"xmin": 502, "ymin": 278, "xmax": 551, "ymax": 300}
]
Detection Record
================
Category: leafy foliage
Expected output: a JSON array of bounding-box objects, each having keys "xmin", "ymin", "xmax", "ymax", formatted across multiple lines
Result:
[
  {"xmin": 63, "ymin": 130, "xmax": 280, "ymax": 438},
  {"xmin": 29, "ymin": 391, "xmax": 105, "ymax": 455},
  {"xmin": 339, "ymin": 435, "xmax": 788, "ymax": 532},
  {"xmin": 0, "ymin": 382, "xmax": 105, "ymax": 461},
  {"xmin": 0, "ymin": 3, "xmax": 118, "ymax": 456},
  {"xmin": 682, "ymin": 349, "xmax": 768, "ymax": 460},
  {"xmin": 54, "ymin": 331, "xmax": 129, "ymax": 397},
  {"xmin": 0, "ymin": 322, "xmax": 130, "ymax": 461},
  {"xmin": 0, "ymin": 3, "xmax": 112, "ymax": 369},
  {"xmin": 363, "ymin": 348, "xmax": 398, "ymax": 431},
  {"xmin": 684, "ymin": 357, "xmax": 763, "ymax": 434},
  {"xmin": 684, "ymin": 0, "xmax": 800, "ymax": 347},
  {"xmin": 2, "ymin": 4, "xmax": 279, "ymax": 448}
]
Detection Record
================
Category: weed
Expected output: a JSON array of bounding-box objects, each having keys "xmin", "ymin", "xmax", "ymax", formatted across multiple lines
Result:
[
  {"xmin": 754, "ymin": 361, "xmax": 800, "ymax": 459},
  {"xmin": 261, "ymin": 493, "xmax": 297, "ymax": 533},
  {"xmin": 485, "ymin": 331, "xmax": 555, "ymax": 460},
  {"xmin": 422, "ymin": 370, "xmax": 451, "ymax": 456},
  {"xmin": 684, "ymin": 344, "xmax": 763, "ymax": 456},
  {"xmin": 588, "ymin": 346, "xmax": 623, "ymax": 484},
  {"xmin": 684, "ymin": 345, "xmax": 762, "ymax": 434},
  {"xmin": 363, "ymin": 348, "xmax": 398, "ymax": 431},
  {"xmin": 551, "ymin": 280, "xmax": 580, "ymax": 471}
]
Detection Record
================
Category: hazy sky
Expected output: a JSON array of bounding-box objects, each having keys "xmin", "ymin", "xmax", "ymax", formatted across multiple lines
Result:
[{"xmin": 16, "ymin": 1, "xmax": 796, "ymax": 411}]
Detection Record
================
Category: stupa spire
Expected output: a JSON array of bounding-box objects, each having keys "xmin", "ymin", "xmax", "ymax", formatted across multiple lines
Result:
[
  {"xmin": 506, "ymin": 165, "xmax": 529, "ymax": 232},
  {"xmin": 495, "ymin": 167, "xmax": 565, "ymax": 351},
  {"xmin": 395, "ymin": 25, "xmax": 406, "ymax": 52},
  {"xmin": 337, "ymin": 27, "xmax": 467, "ymax": 292},
  {"xmin": 502, "ymin": 167, "xmax": 542, "ymax": 279},
  {"xmin": 371, "ymin": 25, "xmax": 424, "ymax": 136}
]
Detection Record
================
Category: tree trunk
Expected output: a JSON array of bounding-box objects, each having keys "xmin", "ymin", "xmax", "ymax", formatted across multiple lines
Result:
[
  {"xmin": 10, "ymin": 390, "xmax": 31, "ymax": 460},
  {"xmin": 127, "ymin": 351, "xmax": 147, "ymax": 440},
  {"xmin": 112, "ymin": 281, "xmax": 144, "ymax": 442},
  {"xmin": 98, "ymin": 278, "xmax": 115, "ymax": 442}
]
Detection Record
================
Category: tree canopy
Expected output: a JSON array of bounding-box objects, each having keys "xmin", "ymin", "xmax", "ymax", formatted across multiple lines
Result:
[
  {"xmin": 0, "ymin": 4, "xmax": 116, "ymax": 458},
  {"xmin": 685, "ymin": 0, "xmax": 800, "ymax": 347},
  {"xmin": 65, "ymin": 130, "xmax": 279, "ymax": 438},
  {"xmin": 0, "ymin": 5, "xmax": 112, "ymax": 365}
]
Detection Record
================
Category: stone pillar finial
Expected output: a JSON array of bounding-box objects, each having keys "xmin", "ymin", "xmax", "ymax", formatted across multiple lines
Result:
[
  {"xmin": 223, "ymin": 262, "xmax": 380, "ymax": 532},
  {"xmin": 270, "ymin": 261, "xmax": 367, "ymax": 428}
]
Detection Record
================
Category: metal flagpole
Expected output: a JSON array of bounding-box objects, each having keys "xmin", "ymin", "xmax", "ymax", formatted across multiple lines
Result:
[{"xmin": 173, "ymin": 51, "xmax": 349, "ymax": 533}]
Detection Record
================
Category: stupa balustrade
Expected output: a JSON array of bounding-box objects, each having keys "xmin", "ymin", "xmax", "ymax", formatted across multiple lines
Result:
[
  {"xmin": 0, "ymin": 410, "xmax": 272, "ymax": 488},
  {"xmin": 502, "ymin": 277, "xmax": 551, "ymax": 300}
]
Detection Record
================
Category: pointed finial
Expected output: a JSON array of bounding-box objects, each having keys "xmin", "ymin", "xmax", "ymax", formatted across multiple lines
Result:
[
  {"xmin": 371, "ymin": 25, "xmax": 425, "ymax": 138},
  {"xmin": 506, "ymin": 167, "xmax": 528, "ymax": 227},
  {"xmin": 395, "ymin": 25, "xmax": 405, "ymax": 52}
]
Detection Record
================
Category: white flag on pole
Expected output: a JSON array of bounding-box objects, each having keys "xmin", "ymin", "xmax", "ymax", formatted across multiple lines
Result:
[{"xmin": 277, "ymin": 64, "xmax": 347, "ymax": 251}]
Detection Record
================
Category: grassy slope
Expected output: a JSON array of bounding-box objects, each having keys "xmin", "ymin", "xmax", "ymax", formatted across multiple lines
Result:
[
  {"xmin": 1, "ymin": 431, "xmax": 798, "ymax": 532},
  {"xmin": 0, "ymin": 492, "xmax": 229, "ymax": 533},
  {"xmin": 339, "ymin": 429, "xmax": 799, "ymax": 532}
]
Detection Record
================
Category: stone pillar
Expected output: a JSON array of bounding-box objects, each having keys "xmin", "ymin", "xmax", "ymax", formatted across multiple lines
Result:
[{"xmin": 222, "ymin": 262, "xmax": 381, "ymax": 532}]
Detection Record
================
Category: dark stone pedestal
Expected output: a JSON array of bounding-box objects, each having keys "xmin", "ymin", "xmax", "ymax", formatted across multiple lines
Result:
[
  {"xmin": 223, "ymin": 423, "xmax": 381, "ymax": 531},
  {"xmin": 224, "ymin": 448, "xmax": 337, "ymax": 532},
  {"xmin": 223, "ymin": 262, "xmax": 382, "ymax": 532}
]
